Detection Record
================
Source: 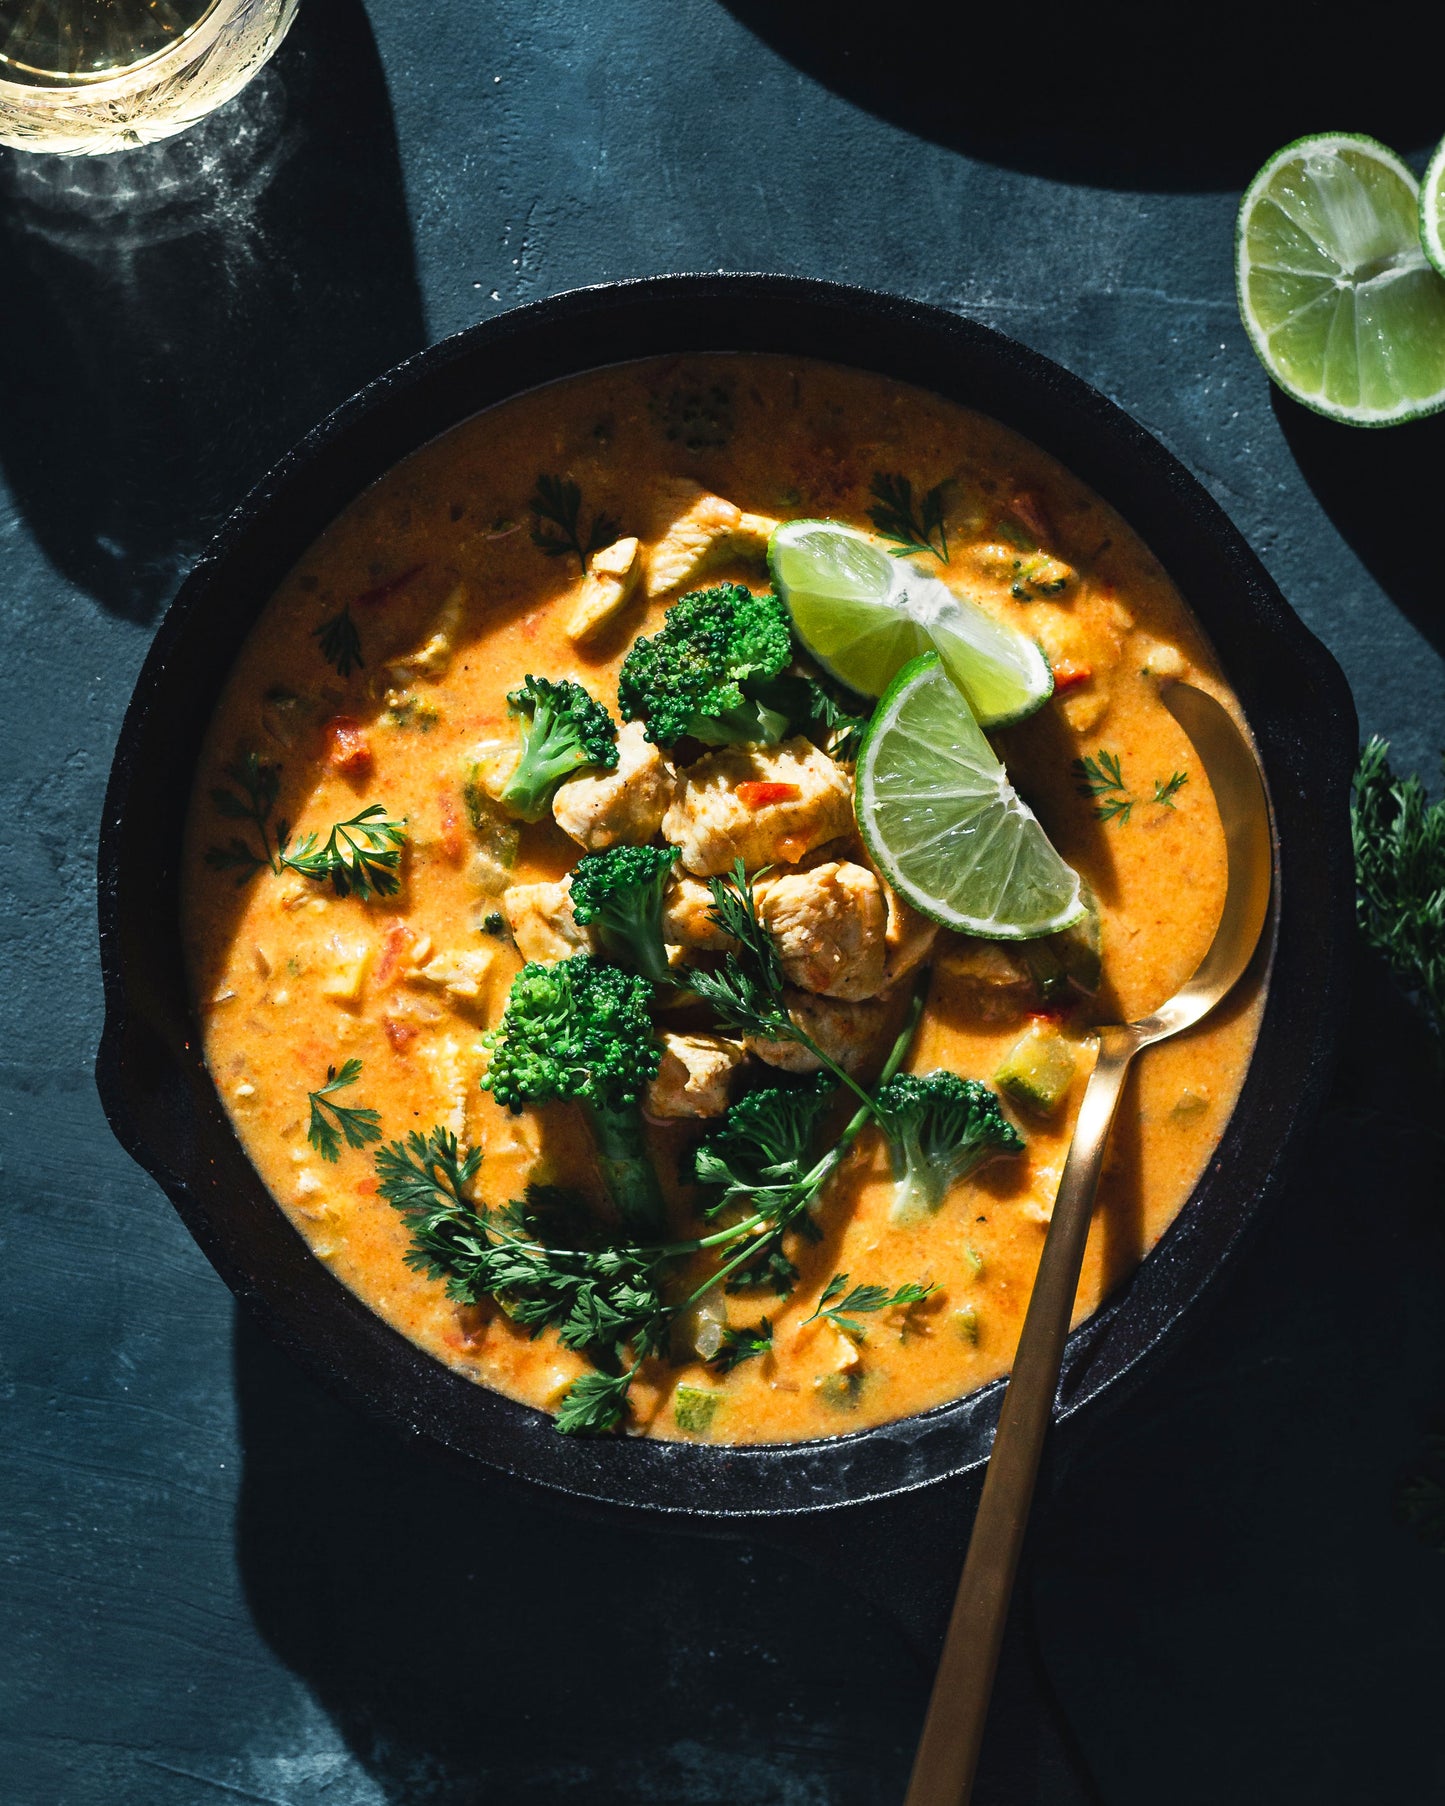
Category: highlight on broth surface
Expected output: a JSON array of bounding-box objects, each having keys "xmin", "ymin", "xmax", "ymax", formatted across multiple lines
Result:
[{"xmin": 182, "ymin": 353, "xmax": 1264, "ymax": 1444}]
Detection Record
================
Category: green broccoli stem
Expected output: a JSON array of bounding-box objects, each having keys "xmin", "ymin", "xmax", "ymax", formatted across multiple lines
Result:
[
  {"xmin": 599, "ymin": 922, "xmax": 674, "ymax": 989},
  {"xmin": 584, "ymin": 1098, "xmax": 666, "ymax": 1236}
]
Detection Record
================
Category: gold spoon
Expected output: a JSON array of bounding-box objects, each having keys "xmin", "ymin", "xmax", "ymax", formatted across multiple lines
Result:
[{"xmin": 904, "ymin": 682, "xmax": 1273, "ymax": 1806}]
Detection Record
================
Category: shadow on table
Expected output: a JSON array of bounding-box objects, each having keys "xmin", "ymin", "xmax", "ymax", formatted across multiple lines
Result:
[
  {"xmin": 0, "ymin": 0, "xmax": 425, "ymax": 624},
  {"xmin": 718, "ymin": 0, "xmax": 1441, "ymax": 193},
  {"xmin": 232, "ymin": 1313, "xmax": 923, "ymax": 1805},
  {"xmin": 1034, "ymin": 949, "xmax": 1445, "ymax": 1805},
  {"xmin": 1274, "ymin": 391, "xmax": 1445, "ymax": 662}
]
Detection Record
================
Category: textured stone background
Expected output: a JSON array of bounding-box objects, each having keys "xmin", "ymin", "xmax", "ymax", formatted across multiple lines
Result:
[{"xmin": 3, "ymin": 3, "xmax": 1444, "ymax": 1801}]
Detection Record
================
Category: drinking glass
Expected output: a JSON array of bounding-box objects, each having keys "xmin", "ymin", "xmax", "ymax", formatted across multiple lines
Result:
[{"xmin": 0, "ymin": 0, "xmax": 299, "ymax": 154}]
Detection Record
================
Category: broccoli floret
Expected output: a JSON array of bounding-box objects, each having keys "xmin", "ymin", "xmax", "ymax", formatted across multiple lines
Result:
[
  {"xmin": 617, "ymin": 584, "xmax": 794, "ymax": 748},
  {"xmin": 568, "ymin": 844, "xmax": 680, "ymax": 987},
  {"xmin": 482, "ymin": 955, "xmax": 664, "ymax": 1233},
  {"xmin": 873, "ymin": 1072, "xmax": 1024, "ymax": 1223},
  {"xmin": 498, "ymin": 676, "xmax": 618, "ymax": 822},
  {"xmin": 694, "ymin": 1077, "xmax": 835, "ymax": 1221}
]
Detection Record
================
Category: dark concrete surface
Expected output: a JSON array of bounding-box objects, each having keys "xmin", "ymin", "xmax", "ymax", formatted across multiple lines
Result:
[{"xmin": 3, "ymin": 3, "xmax": 1444, "ymax": 1801}]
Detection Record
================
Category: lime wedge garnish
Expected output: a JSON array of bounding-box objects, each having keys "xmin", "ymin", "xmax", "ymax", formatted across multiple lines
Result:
[
  {"xmin": 1236, "ymin": 133, "xmax": 1445, "ymax": 426},
  {"xmin": 769, "ymin": 519, "xmax": 1053, "ymax": 729},
  {"xmin": 855, "ymin": 652, "xmax": 1084, "ymax": 939},
  {"xmin": 1421, "ymin": 135, "xmax": 1445, "ymax": 279}
]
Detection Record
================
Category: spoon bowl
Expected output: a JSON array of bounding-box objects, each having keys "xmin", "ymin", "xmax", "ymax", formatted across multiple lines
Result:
[{"xmin": 905, "ymin": 680, "xmax": 1274, "ymax": 1805}]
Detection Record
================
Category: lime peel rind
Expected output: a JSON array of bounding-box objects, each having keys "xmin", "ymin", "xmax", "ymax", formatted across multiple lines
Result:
[{"xmin": 1420, "ymin": 135, "xmax": 1445, "ymax": 281}]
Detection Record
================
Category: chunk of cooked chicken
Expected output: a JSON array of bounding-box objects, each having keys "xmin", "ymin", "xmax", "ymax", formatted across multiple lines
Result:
[
  {"xmin": 645, "ymin": 481, "xmax": 780, "ymax": 598},
  {"xmin": 753, "ymin": 860, "xmax": 887, "ymax": 1000},
  {"xmin": 405, "ymin": 946, "xmax": 495, "ymax": 1005},
  {"xmin": 747, "ymin": 990, "xmax": 891, "ymax": 1075},
  {"xmin": 661, "ymin": 873, "xmax": 736, "ymax": 951},
  {"xmin": 386, "ymin": 582, "xmax": 468, "ymax": 681},
  {"xmin": 643, "ymin": 1032, "xmax": 746, "ymax": 1121},
  {"xmin": 871, "ymin": 864, "xmax": 940, "ymax": 988},
  {"xmin": 933, "ymin": 936, "xmax": 1034, "ymax": 1020},
  {"xmin": 663, "ymin": 738, "xmax": 854, "ymax": 876},
  {"xmin": 501, "ymin": 880, "xmax": 596, "ymax": 965},
  {"xmin": 551, "ymin": 718, "xmax": 676, "ymax": 850},
  {"xmin": 567, "ymin": 536, "xmax": 643, "ymax": 645}
]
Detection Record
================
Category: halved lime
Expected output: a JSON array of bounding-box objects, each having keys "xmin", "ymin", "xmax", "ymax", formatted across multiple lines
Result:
[
  {"xmin": 1421, "ymin": 135, "xmax": 1445, "ymax": 279},
  {"xmin": 1236, "ymin": 133, "xmax": 1445, "ymax": 426},
  {"xmin": 769, "ymin": 519, "xmax": 1053, "ymax": 729},
  {"xmin": 855, "ymin": 652, "xmax": 1084, "ymax": 939}
]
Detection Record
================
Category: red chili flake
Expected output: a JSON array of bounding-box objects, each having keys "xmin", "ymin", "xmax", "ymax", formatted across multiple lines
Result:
[
  {"xmin": 355, "ymin": 563, "xmax": 426, "ymax": 609},
  {"xmin": 384, "ymin": 1015, "xmax": 419, "ymax": 1053},
  {"xmin": 438, "ymin": 790, "xmax": 464, "ymax": 865},
  {"xmin": 1051, "ymin": 660, "xmax": 1092, "ymax": 694},
  {"xmin": 375, "ymin": 923, "xmax": 410, "ymax": 987},
  {"xmin": 325, "ymin": 715, "xmax": 373, "ymax": 776},
  {"xmin": 735, "ymin": 781, "xmax": 800, "ymax": 809}
]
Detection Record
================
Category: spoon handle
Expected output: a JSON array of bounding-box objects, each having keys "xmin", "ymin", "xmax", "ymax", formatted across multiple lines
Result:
[{"xmin": 903, "ymin": 1025, "xmax": 1137, "ymax": 1806}]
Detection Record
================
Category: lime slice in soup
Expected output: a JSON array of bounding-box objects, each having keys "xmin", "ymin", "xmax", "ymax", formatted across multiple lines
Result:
[
  {"xmin": 1236, "ymin": 133, "xmax": 1445, "ymax": 425},
  {"xmin": 1420, "ymin": 134, "xmax": 1445, "ymax": 279},
  {"xmin": 769, "ymin": 518, "xmax": 1053, "ymax": 728},
  {"xmin": 855, "ymin": 652, "xmax": 1084, "ymax": 938}
]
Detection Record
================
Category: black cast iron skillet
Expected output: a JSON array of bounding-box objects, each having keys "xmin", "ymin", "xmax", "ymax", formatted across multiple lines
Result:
[{"xmin": 94, "ymin": 275, "xmax": 1356, "ymax": 1539}]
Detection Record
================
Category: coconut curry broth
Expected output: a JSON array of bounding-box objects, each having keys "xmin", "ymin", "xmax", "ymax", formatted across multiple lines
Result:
[{"xmin": 183, "ymin": 353, "xmax": 1261, "ymax": 1444}]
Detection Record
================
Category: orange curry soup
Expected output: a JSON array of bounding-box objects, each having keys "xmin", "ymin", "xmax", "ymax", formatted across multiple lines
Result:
[{"xmin": 182, "ymin": 354, "xmax": 1263, "ymax": 1444}]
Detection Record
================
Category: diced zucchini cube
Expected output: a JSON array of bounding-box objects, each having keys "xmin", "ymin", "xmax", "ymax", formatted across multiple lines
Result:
[
  {"xmin": 673, "ymin": 1385, "xmax": 722, "ymax": 1435},
  {"xmin": 815, "ymin": 1371, "xmax": 862, "ymax": 1410},
  {"xmin": 996, "ymin": 1022, "xmax": 1077, "ymax": 1116},
  {"xmin": 954, "ymin": 1305, "xmax": 980, "ymax": 1345}
]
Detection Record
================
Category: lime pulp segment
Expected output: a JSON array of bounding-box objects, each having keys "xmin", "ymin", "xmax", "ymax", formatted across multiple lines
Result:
[
  {"xmin": 769, "ymin": 519, "xmax": 1053, "ymax": 729},
  {"xmin": 855, "ymin": 652, "xmax": 1084, "ymax": 940},
  {"xmin": 1236, "ymin": 133, "xmax": 1445, "ymax": 426}
]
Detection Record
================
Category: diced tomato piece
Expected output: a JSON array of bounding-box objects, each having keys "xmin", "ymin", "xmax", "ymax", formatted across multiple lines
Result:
[
  {"xmin": 325, "ymin": 715, "xmax": 373, "ymax": 776},
  {"xmin": 438, "ymin": 790, "xmax": 464, "ymax": 865},
  {"xmin": 1029, "ymin": 1006, "xmax": 1069, "ymax": 1024},
  {"xmin": 735, "ymin": 781, "xmax": 800, "ymax": 809},
  {"xmin": 375, "ymin": 923, "xmax": 410, "ymax": 986},
  {"xmin": 1051, "ymin": 659, "xmax": 1092, "ymax": 694},
  {"xmin": 384, "ymin": 1015, "xmax": 419, "ymax": 1053},
  {"xmin": 355, "ymin": 563, "xmax": 425, "ymax": 608}
]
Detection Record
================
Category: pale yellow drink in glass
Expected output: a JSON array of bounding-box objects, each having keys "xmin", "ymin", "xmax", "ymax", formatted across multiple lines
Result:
[{"xmin": 0, "ymin": 0, "xmax": 299, "ymax": 154}]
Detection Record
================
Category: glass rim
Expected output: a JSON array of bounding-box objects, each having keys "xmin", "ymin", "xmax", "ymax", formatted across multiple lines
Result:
[{"xmin": 0, "ymin": 0, "xmax": 235, "ymax": 94}]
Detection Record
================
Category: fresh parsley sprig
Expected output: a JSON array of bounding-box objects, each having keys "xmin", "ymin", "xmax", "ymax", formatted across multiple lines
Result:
[
  {"xmin": 313, "ymin": 603, "xmax": 364, "ymax": 677},
  {"xmin": 1074, "ymin": 750, "xmax": 1190, "ymax": 826},
  {"xmin": 528, "ymin": 473, "xmax": 620, "ymax": 569},
  {"xmin": 306, "ymin": 1059, "xmax": 383, "ymax": 1162},
  {"xmin": 205, "ymin": 753, "xmax": 289, "ymax": 880},
  {"xmin": 1353, "ymin": 737, "xmax": 1445, "ymax": 1057},
  {"xmin": 281, "ymin": 804, "xmax": 407, "ymax": 900},
  {"xmin": 378, "ymin": 992, "xmax": 926, "ymax": 1434},
  {"xmin": 1073, "ymin": 749, "xmax": 1133, "ymax": 823},
  {"xmin": 868, "ymin": 471, "xmax": 949, "ymax": 563},
  {"xmin": 803, "ymin": 1273, "xmax": 937, "ymax": 1340},
  {"xmin": 708, "ymin": 1319, "xmax": 773, "ymax": 1374},
  {"xmin": 206, "ymin": 752, "xmax": 407, "ymax": 900}
]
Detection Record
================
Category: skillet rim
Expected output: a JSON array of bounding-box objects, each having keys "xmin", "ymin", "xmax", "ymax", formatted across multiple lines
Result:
[{"xmin": 94, "ymin": 272, "xmax": 1356, "ymax": 1519}]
